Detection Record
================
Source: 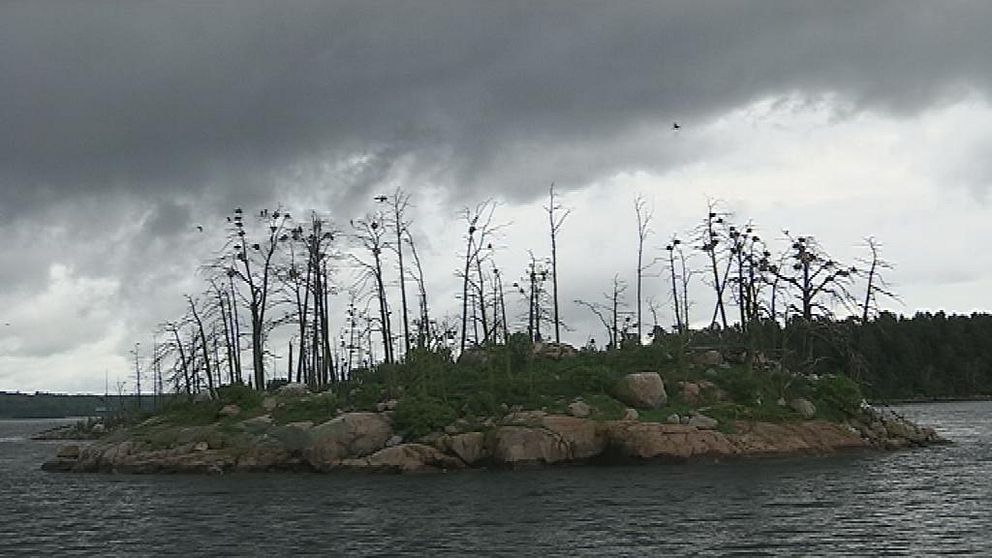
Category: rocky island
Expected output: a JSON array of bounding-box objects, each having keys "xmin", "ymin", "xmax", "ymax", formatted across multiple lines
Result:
[{"xmin": 42, "ymin": 343, "xmax": 944, "ymax": 475}]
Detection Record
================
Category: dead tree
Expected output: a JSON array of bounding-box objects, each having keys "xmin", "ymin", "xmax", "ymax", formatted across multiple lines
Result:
[
  {"xmin": 382, "ymin": 189, "xmax": 413, "ymax": 356},
  {"xmin": 493, "ymin": 263, "xmax": 509, "ymax": 344},
  {"xmin": 858, "ymin": 236, "xmax": 899, "ymax": 323},
  {"xmin": 351, "ymin": 214, "xmax": 394, "ymax": 364},
  {"xmin": 300, "ymin": 213, "xmax": 338, "ymax": 385},
  {"xmin": 457, "ymin": 200, "xmax": 500, "ymax": 352},
  {"xmin": 186, "ymin": 295, "xmax": 216, "ymax": 395},
  {"xmin": 697, "ymin": 201, "xmax": 731, "ymax": 329},
  {"xmin": 575, "ymin": 275, "xmax": 630, "ymax": 350},
  {"xmin": 207, "ymin": 278, "xmax": 239, "ymax": 385},
  {"xmin": 665, "ymin": 235, "xmax": 685, "ymax": 333},
  {"xmin": 574, "ymin": 298, "xmax": 613, "ymax": 349},
  {"xmin": 225, "ymin": 207, "xmax": 290, "ymax": 390},
  {"xmin": 774, "ymin": 233, "xmax": 858, "ymax": 321},
  {"xmin": 634, "ymin": 195, "xmax": 654, "ymax": 342},
  {"xmin": 162, "ymin": 321, "xmax": 193, "ymax": 394},
  {"xmin": 405, "ymin": 229, "xmax": 431, "ymax": 349},
  {"xmin": 545, "ymin": 183, "xmax": 570, "ymax": 344},
  {"xmin": 727, "ymin": 221, "xmax": 767, "ymax": 333},
  {"xmin": 515, "ymin": 252, "xmax": 550, "ymax": 343}
]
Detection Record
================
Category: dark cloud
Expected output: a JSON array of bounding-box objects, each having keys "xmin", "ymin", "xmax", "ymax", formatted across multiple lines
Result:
[
  {"xmin": 3, "ymin": 1, "xmax": 992, "ymax": 390},
  {"xmin": 2, "ymin": 0, "xmax": 992, "ymax": 216}
]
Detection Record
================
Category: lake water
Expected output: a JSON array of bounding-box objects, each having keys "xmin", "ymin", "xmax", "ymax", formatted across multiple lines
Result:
[{"xmin": 1, "ymin": 402, "xmax": 989, "ymax": 556}]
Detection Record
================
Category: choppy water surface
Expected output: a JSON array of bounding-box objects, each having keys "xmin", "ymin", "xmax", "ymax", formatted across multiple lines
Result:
[{"xmin": 1, "ymin": 403, "xmax": 989, "ymax": 557}]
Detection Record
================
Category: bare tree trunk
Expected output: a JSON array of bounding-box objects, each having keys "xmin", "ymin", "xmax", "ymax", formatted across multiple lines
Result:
[
  {"xmin": 634, "ymin": 196, "xmax": 653, "ymax": 342},
  {"xmin": 862, "ymin": 241, "xmax": 878, "ymax": 323},
  {"xmin": 475, "ymin": 256, "xmax": 489, "ymax": 344},
  {"xmin": 527, "ymin": 258, "xmax": 536, "ymax": 342},
  {"xmin": 546, "ymin": 184, "xmax": 569, "ymax": 344},
  {"xmin": 373, "ymin": 247, "xmax": 393, "ymax": 364},
  {"xmin": 460, "ymin": 234, "xmax": 474, "ymax": 353},
  {"xmin": 406, "ymin": 231, "xmax": 431, "ymax": 349},
  {"xmin": 666, "ymin": 241, "xmax": 683, "ymax": 333},
  {"xmin": 390, "ymin": 191, "xmax": 412, "ymax": 357},
  {"xmin": 188, "ymin": 296, "xmax": 215, "ymax": 396}
]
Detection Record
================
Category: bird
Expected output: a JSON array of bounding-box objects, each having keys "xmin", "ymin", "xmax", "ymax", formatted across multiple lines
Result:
[
  {"xmin": 374, "ymin": 195, "xmax": 388, "ymax": 203},
  {"xmin": 672, "ymin": 121, "xmax": 681, "ymax": 131},
  {"xmin": 195, "ymin": 225, "xmax": 204, "ymax": 232}
]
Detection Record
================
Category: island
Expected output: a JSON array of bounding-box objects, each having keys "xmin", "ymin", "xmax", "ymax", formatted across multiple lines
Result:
[{"xmin": 42, "ymin": 341, "xmax": 943, "ymax": 475}]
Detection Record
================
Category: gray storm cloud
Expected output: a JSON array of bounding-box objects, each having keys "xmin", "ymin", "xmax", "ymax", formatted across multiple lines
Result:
[
  {"xmin": 2, "ymin": 0, "xmax": 991, "ymax": 214},
  {"xmin": 3, "ymin": 1, "xmax": 992, "ymax": 391}
]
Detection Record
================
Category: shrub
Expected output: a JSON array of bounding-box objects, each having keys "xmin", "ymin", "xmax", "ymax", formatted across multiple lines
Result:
[
  {"xmin": 273, "ymin": 394, "xmax": 340, "ymax": 425},
  {"xmin": 392, "ymin": 394, "xmax": 457, "ymax": 439},
  {"xmin": 811, "ymin": 374, "xmax": 863, "ymax": 420},
  {"xmin": 216, "ymin": 384, "xmax": 264, "ymax": 411},
  {"xmin": 344, "ymin": 382, "xmax": 387, "ymax": 411}
]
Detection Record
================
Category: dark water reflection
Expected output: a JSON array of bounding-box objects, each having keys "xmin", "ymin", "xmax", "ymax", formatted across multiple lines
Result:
[{"xmin": 1, "ymin": 403, "xmax": 989, "ymax": 556}]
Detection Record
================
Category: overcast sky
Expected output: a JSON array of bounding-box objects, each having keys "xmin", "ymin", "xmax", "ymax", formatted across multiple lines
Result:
[{"xmin": 2, "ymin": 1, "xmax": 992, "ymax": 394}]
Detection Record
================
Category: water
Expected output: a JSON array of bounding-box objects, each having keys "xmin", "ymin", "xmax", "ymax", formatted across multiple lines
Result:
[{"xmin": 1, "ymin": 403, "xmax": 989, "ymax": 556}]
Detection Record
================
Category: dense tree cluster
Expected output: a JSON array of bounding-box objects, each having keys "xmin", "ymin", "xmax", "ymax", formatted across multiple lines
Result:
[{"xmin": 805, "ymin": 312, "xmax": 992, "ymax": 400}]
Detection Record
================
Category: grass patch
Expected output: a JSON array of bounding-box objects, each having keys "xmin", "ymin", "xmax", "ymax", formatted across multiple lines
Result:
[{"xmin": 272, "ymin": 394, "xmax": 340, "ymax": 425}]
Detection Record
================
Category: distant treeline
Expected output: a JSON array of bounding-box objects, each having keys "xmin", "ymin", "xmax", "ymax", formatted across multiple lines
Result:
[
  {"xmin": 695, "ymin": 311, "xmax": 992, "ymax": 401},
  {"xmin": 851, "ymin": 312, "xmax": 992, "ymax": 400},
  {"xmin": 0, "ymin": 392, "xmax": 162, "ymax": 418}
]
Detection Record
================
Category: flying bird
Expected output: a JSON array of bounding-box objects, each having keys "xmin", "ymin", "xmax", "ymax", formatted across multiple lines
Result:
[
  {"xmin": 374, "ymin": 195, "xmax": 388, "ymax": 202},
  {"xmin": 672, "ymin": 121, "xmax": 681, "ymax": 131},
  {"xmin": 196, "ymin": 225, "xmax": 204, "ymax": 232}
]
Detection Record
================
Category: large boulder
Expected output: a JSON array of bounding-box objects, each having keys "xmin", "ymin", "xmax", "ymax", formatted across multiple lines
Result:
[
  {"xmin": 277, "ymin": 383, "xmax": 310, "ymax": 397},
  {"xmin": 678, "ymin": 380, "xmax": 726, "ymax": 406},
  {"xmin": 488, "ymin": 426, "xmax": 570, "ymax": 466},
  {"xmin": 305, "ymin": 412, "xmax": 393, "ymax": 469},
  {"xmin": 693, "ymin": 350, "xmax": 723, "ymax": 367},
  {"xmin": 789, "ymin": 398, "xmax": 817, "ymax": 419},
  {"xmin": 730, "ymin": 421, "xmax": 866, "ymax": 455},
  {"xmin": 360, "ymin": 444, "xmax": 465, "ymax": 473},
  {"xmin": 687, "ymin": 414, "xmax": 719, "ymax": 430},
  {"xmin": 566, "ymin": 401, "xmax": 591, "ymax": 418},
  {"xmin": 436, "ymin": 432, "xmax": 489, "ymax": 465},
  {"xmin": 235, "ymin": 444, "xmax": 296, "ymax": 472},
  {"xmin": 540, "ymin": 415, "xmax": 607, "ymax": 460},
  {"xmin": 614, "ymin": 372, "xmax": 668, "ymax": 409},
  {"xmin": 501, "ymin": 410, "xmax": 547, "ymax": 427},
  {"xmin": 605, "ymin": 422, "xmax": 737, "ymax": 461}
]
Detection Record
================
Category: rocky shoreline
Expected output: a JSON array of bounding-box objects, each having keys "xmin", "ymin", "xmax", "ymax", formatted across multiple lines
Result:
[{"xmin": 42, "ymin": 405, "xmax": 944, "ymax": 475}]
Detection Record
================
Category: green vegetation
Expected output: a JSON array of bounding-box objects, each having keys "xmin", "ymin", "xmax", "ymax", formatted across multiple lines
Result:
[
  {"xmin": 104, "ymin": 327, "xmax": 889, "ymax": 441},
  {"xmin": 225, "ymin": 336, "xmax": 863, "ymax": 438}
]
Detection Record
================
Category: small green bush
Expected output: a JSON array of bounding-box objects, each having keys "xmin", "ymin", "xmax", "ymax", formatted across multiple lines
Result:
[
  {"xmin": 345, "ymin": 382, "xmax": 387, "ymax": 411},
  {"xmin": 273, "ymin": 394, "xmax": 340, "ymax": 425},
  {"xmin": 157, "ymin": 398, "xmax": 223, "ymax": 426},
  {"xmin": 392, "ymin": 394, "xmax": 457, "ymax": 439},
  {"xmin": 216, "ymin": 384, "xmax": 264, "ymax": 411},
  {"xmin": 811, "ymin": 374, "xmax": 863, "ymax": 420}
]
